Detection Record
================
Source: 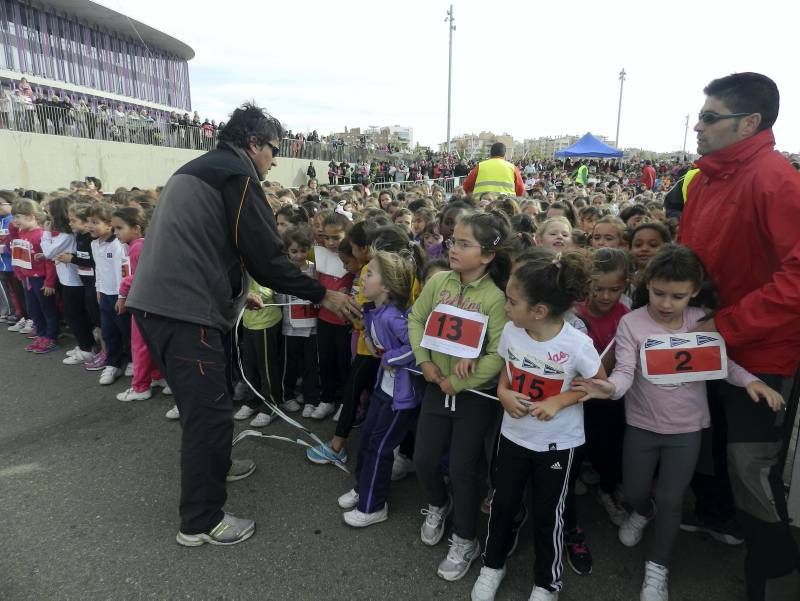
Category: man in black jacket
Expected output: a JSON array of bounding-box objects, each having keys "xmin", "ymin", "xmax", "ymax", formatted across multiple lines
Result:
[{"xmin": 127, "ymin": 103, "xmax": 359, "ymax": 547}]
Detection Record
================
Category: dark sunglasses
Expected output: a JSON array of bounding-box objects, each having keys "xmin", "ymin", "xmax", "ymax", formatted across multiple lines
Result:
[
  {"xmin": 698, "ymin": 111, "xmax": 751, "ymax": 125},
  {"xmin": 265, "ymin": 141, "xmax": 280, "ymax": 157}
]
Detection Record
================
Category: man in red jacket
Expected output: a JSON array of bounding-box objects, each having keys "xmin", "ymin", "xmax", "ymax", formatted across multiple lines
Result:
[
  {"xmin": 679, "ymin": 72, "xmax": 800, "ymax": 601},
  {"xmin": 640, "ymin": 160, "xmax": 656, "ymax": 190}
]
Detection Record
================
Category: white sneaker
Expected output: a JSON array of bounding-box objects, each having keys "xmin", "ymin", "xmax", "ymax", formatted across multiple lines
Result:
[
  {"xmin": 301, "ymin": 404, "xmax": 315, "ymax": 418},
  {"xmin": 343, "ymin": 504, "xmax": 388, "ymax": 528},
  {"xmin": 165, "ymin": 405, "xmax": 180, "ymax": 420},
  {"xmin": 151, "ymin": 379, "xmax": 173, "ymax": 396},
  {"xmin": 162, "ymin": 384, "xmax": 172, "ymax": 395},
  {"xmin": 332, "ymin": 405, "xmax": 343, "ymax": 422},
  {"xmin": 337, "ymin": 488, "xmax": 359, "ymax": 509},
  {"xmin": 391, "ymin": 452, "xmax": 415, "ymax": 481},
  {"xmin": 279, "ymin": 399, "xmax": 301, "ymax": 413},
  {"xmin": 640, "ymin": 561, "xmax": 669, "ymax": 601},
  {"xmin": 421, "ymin": 500, "xmax": 452, "ymax": 546},
  {"xmin": 311, "ymin": 402, "xmax": 336, "ymax": 420},
  {"xmin": 99, "ymin": 366, "xmax": 123, "ymax": 385},
  {"xmin": 619, "ymin": 510, "xmax": 652, "ymax": 547},
  {"xmin": 249, "ymin": 412, "xmax": 274, "ymax": 428},
  {"xmin": 19, "ymin": 319, "xmax": 34, "ymax": 334},
  {"xmin": 437, "ymin": 535, "xmax": 480, "ymax": 581},
  {"xmin": 116, "ymin": 387, "xmax": 152, "ymax": 402},
  {"xmin": 7, "ymin": 319, "xmax": 26, "ymax": 332},
  {"xmin": 598, "ymin": 489, "xmax": 629, "ymax": 527},
  {"xmin": 529, "ymin": 586, "xmax": 559, "ymax": 601},
  {"xmin": 471, "ymin": 566, "xmax": 506, "ymax": 601},
  {"xmin": 233, "ymin": 405, "xmax": 256, "ymax": 421},
  {"xmin": 124, "ymin": 362, "xmax": 133, "ymax": 377},
  {"xmin": 63, "ymin": 350, "xmax": 95, "ymax": 365},
  {"xmin": 65, "ymin": 346, "xmax": 80, "ymax": 357}
]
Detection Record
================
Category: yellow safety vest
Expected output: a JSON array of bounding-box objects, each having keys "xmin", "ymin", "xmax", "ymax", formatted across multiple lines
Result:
[
  {"xmin": 472, "ymin": 158, "xmax": 517, "ymax": 196},
  {"xmin": 682, "ymin": 168, "xmax": 700, "ymax": 204}
]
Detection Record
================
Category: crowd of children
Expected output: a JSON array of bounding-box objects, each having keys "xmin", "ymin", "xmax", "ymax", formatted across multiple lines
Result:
[{"xmin": 0, "ymin": 177, "xmax": 788, "ymax": 601}]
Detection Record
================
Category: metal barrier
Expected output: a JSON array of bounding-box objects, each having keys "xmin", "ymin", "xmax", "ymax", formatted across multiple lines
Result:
[
  {"xmin": 372, "ymin": 176, "xmax": 464, "ymax": 194},
  {"xmin": 279, "ymin": 138, "xmax": 374, "ymax": 163}
]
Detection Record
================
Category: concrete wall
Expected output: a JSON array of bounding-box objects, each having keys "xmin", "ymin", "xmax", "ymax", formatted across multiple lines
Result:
[{"xmin": 0, "ymin": 130, "xmax": 331, "ymax": 191}]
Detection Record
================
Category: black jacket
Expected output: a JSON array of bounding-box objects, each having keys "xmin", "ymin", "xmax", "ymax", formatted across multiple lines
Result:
[{"xmin": 127, "ymin": 141, "xmax": 326, "ymax": 331}]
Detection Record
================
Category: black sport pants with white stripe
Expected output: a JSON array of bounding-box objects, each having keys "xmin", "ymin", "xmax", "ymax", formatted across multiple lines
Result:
[{"xmin": 484, "ymin": 435, "xmax": 576, "ymax": 593}]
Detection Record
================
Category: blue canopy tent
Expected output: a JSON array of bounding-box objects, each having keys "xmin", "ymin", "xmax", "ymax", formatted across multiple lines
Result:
[{"xmin": 554, "ymin": 133, "xmax": 623, "ymax": 158}]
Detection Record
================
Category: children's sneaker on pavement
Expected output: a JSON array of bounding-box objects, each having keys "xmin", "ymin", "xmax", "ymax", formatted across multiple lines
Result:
[
  {"xmin": 528, "ymin": 586, "xmax": 559, "ymax": 601},
  {"xmin": 471, "ymin": 566, "xmax": 507, "ymax": 601},
  {"xmin": 249, "ymin": 412, "xmax": 274, "ymax": 428},
  {"xmin": 233, "ymin": 405, "xmax": 256, "ymax": 421},
  {"xmin": 84, "ymin": 351, "xmax": 108, "ymax": 371},
  {"xmin": 679, "ymin": 514, "xmax": 744, "ymax": 545},
  {"xmin": 18, "ymin": 319, "xmax": 35, "ymax": 334},
  {"xmin": 306, "ymin": 442, "xmax": 348, "ymax": 465},
  {"xmin": 343, "ymin": 504, "xmax": 388, "ymax": 528},
  {"xmin": 301, "ymin": 404, "xmax": 315, "ymax": 418},
  {"xmin": 63, "ymin": 349, "xmax": 95, "ymax": 365},
  {"xmin": 176, "ymin": 513, "xmax": 255, "ymax": 547},
  {"xmin": 65, "ymin": 346, "xmax": 80, "ymax": 357},
  {"xmin": 640, "ymin": 560, "xmax": 669, "ymax": 601},
  {"xmin": 117, "ymin": 387, "xmax": 152, "ymax": 402},
  {"xmin": 421, "ymin": 500, "xmax": 452, "ymax": 546},
  {"xmin": 279, "ymin": 398, "xmax": 302, "ymax": 413},
  {"xmin": 150, "ymin": 379, "xmax": 173, "ymax": 395},
  {"xmin": 99, "ymin": 365, "xmax": 123, "ymax": 385},
  {"xmin": 564, "ymin": 527, "xmax": 593, "ymax": 575},
  {"xmin": 32, "ymin": 339, "xmax": 58, "ymax": 354},
  {"xmin": 226, "ymin": 459, "xmax": 256, "ymax": 482},
  {"xmin": 391, "ymin": 452, "xmax": 415, "ymax": 481},
  {"xmin": 311, "ymin": 401, "xmax": 336, "ymax": 420},
  {"xmin": 437, "ymin": 535, "xmax": 481, "ymax": 581},
  {"xmin": 597, "ymin": 489, "xmax": 629, "ymax": 527},
  {"xmin": 337, "ymin": 488, "xmax": 359, "ymax": 509},
  {"xmin": 165, "ymin": 405, "xmax": 180, "ymax": 420},
  {"xmin": 25, "ymin": 337, "xmax": 45, "ymax": 352},
  {"xmin": 7, "ymin": 317, "xmax": 25, "ymax": 331},
  {"xmin": 619, "ymin": 510, "xmax": 652, "ymax": 547}
]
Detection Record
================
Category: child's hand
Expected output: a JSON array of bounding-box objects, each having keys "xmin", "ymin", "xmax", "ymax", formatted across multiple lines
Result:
[
  {"xmin": 56, "ymin": 252, "xmax": 73, "ymax": 264},
  {"xmin": 420, "ymin": 361, "xmax": 444, "ymax": 385},
  {"xmin": 746, "ymin": 380, "xmax": 785, "ymax": 412},
  {"xmin": 439, "ymin": 377, "xmax": 456, "ymax": 396},
  {"xmin": 529, "ymin": 397, "xmax": 561, "ymax": 421},
  {"xmin": 115, "ymin": 297, "xmax": 126, "ymax": 314},
  {"xmin": 571, "ymin": 377, "xmax": 615, "ymax": 401},
  {"xmin": 498, "ymin": 387, "xmax": 531, "ymax": 418},
  {"xmin": 453, "ymin": 358, "xmax": 477, "ymax": 380},
  {"xmin": 42, "ymin": 286, "xmax": 55, "ymax": 296}
]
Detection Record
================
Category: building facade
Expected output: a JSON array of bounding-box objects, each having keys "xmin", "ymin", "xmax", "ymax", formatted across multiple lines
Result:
[{"xmin": 0, "ymin": 0, "xmax": 193, "ymax": 113}]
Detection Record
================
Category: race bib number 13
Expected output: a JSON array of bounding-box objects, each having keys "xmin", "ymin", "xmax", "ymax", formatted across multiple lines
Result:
[
  {"xmin": 421, "ymin": 303, "xmax": 488, "ymax": 359},
  {"xmin": 640, "ymin": 333, "xmax": 727, "ymax": 385}
]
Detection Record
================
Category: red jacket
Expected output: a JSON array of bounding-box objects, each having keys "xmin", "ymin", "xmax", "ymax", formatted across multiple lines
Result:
[
  {"xmin": 678, "ymin": 129, "xmax": 800, "ymax": 376},
  {"xmin": 11, "ymin": 226, "xmax": 57, "ymax": 287},
  {"xmin": 640, "ymin": 165, "xmax": 656, "ymax": 190}
]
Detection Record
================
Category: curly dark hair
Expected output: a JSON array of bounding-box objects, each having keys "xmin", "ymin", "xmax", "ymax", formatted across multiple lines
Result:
[{"xmin": 218, "ymin": 101, "xmax": 284, "ymax": 149}]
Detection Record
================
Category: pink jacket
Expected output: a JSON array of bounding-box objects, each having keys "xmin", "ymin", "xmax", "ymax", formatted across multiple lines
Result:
[{"xmin": 118, "ymin": 237, "xmax": 143, "ymax": 298}]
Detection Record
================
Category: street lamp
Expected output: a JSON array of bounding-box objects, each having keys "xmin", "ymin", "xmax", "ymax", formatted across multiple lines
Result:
[
  {"xmin": 615, "ymin": 68, "xmax": 626, "ymax": 149},
  {"xmin": 445, "ymin": 5, "xmax": 455, "ymax": 153},
  {"xmin": 682, "ymin": 113, "xmax": 690, "ymax": 156}
]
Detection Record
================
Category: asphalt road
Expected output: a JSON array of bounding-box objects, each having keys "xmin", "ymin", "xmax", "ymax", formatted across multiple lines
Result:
[{"xmin": 1, "ymin": 327, "xmax": 797, "ymax": 601}]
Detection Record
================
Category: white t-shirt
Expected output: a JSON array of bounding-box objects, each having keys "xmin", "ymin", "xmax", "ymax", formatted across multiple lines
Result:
[{"xmin": 497, "ymin": 321, "xmax": 601, "ymax": 452}]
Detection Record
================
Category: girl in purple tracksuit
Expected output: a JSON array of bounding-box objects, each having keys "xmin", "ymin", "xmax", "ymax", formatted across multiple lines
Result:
[{"xmin": 336, "ymin": 250, "xmax": 423, "ymax": 527}]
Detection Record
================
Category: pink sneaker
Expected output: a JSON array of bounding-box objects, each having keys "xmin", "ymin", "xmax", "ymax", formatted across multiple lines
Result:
[
  {"xmin": 33, "ymin": 338, "xmax": 58, "ymax": 354},
  {"xmin": 25, "ymin": 337, "xmax": 45, "ymax": 352},
  {"xmin": 85, "ymin": 350, "xmax": 108, "ymax": 371}
]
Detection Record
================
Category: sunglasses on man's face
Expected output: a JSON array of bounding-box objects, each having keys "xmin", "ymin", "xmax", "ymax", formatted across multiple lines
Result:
[
  {"xmin": 265, "ymin": 141, "xmax": 280, "ymax": 157},
  {"xmin": 698, "ymin": 111, "xmax": 752, "ymax": 125}
]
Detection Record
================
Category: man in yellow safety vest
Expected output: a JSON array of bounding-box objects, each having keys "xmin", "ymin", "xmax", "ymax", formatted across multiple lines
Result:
[{"xmin": 462, "ymin": 142, "xmax": 525, "ymax": 198}]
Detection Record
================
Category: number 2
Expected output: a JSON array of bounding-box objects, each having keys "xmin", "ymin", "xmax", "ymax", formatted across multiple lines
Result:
[
  {"xmin": 675, "ymin": 351, "xmax": 693, "ymax": 371},
  {"xmin": 435, "ymin": 314, "xmax": 463, "ymax": 341}
]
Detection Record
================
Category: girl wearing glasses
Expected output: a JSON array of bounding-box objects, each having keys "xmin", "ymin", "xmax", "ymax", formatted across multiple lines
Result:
[{"xmin": 408, "ymin": 210, "xmax": 511, "ymax": 583}]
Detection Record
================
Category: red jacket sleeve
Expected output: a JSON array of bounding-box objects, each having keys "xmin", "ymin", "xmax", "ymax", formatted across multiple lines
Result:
[
  {"xmin": 44, "ymin": 259, "xmax": 57, "ymax": 288},
  {"xmin": 514, "ymin": 167, "xmax": 525, "ymax": 197},
  {"xmin": 119, "ymin": 241, "xmax": 141, "ymax": 298},
  {"xmin": 462, "ymin": 165, "xmax": 479, "ymax": 194},
  {"xmin": 715, "ymin": 175, "xmax": 800, "ymax": 347}
]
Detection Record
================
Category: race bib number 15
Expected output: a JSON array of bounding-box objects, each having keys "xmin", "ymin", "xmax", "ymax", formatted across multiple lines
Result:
[
  {"xmin": 421, "ymin": 303, "xmax": 488, "ymax": 359},
  {"xmin": 640, "ymin": 333, "xmax": 727, "ymax": 385},
  {"xmin": 505, "ymin": 347, "xmax": 565, "ymax": 402}
]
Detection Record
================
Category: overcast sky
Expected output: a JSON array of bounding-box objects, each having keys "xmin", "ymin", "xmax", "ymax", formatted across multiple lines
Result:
[{"xmin": 102, "ymin": 0, "xmax": 799, "ymax": 153}]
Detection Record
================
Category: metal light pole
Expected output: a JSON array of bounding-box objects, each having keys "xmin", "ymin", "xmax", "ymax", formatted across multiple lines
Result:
[
  {"xmin": 615, "ymin": 68, "xmax": 626, "ymax": 148},
  {"xmin": 445, "ymin": 5, "xmax": 455, "ymax": 153},
  {"xmin": 682, "ymin": 113, "xmax": 690, "ymax": 155}
]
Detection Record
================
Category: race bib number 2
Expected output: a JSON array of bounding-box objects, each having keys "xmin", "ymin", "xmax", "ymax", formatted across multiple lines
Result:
[
  {"xmin": 420, "ymin": 304, "xmax": 488, "ymax": 359},
  {"xmin": 640, "ymin": 333, "xmax": 727, "ymax": 385}
]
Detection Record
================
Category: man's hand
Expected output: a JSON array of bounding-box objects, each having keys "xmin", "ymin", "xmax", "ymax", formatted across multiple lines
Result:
[
  {"xmin": 321, "ymin": 289, "xmax": 362, "ymax": 321},
  {"xmin": 746, "ymin": 380, "xmax": 785, "ymax": 412},
  {"xmin": 42, "ymin": 286, "xmax": 56, "ymax": 297}
]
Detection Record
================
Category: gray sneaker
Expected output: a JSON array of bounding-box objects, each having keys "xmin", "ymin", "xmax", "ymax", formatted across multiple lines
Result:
[
  {"xmin": 226, "ymin": 459, "xmax": 256, "ymax": 482},
  {"xmin": 437, "ymin": 534, "xmax": 481, "ymax": 581},
  {"xmin": 421, "ymin": 500, "xmax": 452, "ymax": 546},
  {"xmin": 176, "ymin": 513, "xmax": 255, "ymax": 546}
]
